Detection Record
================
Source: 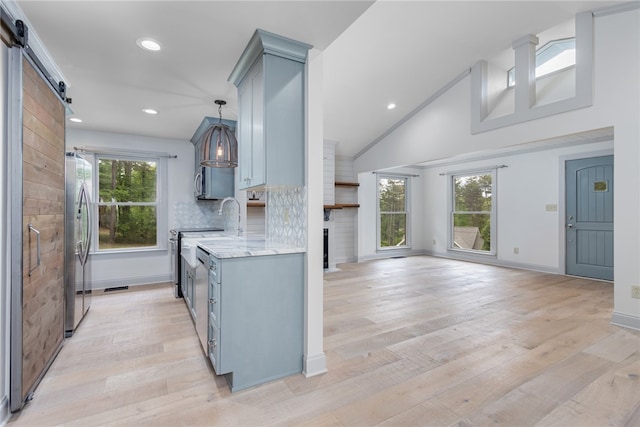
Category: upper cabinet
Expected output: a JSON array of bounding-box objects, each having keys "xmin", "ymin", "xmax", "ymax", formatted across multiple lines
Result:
[
  {"xmin": 229, "ymin": 29, "xmax": 312, "ymax": 190},
  {"xmin": 191, "ymin": 117, "xmax": 236, "ymax": 200}
]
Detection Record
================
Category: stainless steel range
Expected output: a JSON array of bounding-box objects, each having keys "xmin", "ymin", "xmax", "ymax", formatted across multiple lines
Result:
[{"xmin": 169, "ymin": 228, "xmax": 223, "ymax": 297}]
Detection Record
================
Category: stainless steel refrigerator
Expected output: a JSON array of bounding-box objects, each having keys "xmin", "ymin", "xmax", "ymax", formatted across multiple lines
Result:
[{"xmin": 65, "ymin": 152, "xmax": 93, "ymax": 337}]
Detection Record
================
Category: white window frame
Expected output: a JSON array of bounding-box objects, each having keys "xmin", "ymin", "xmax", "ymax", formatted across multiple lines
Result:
[
  {"xmin": 93, "ymin": 154, "xmax": 167, "ymax": 253},
  {"xmin": 507, "ymin": 37, "xmax": 576, "ymax": 88},
  {"xmin": 447, "ymin": 169, "xmax": 496, "ymax": 256},
  {"xmin": 377, "ymin": 174, "xmax": 411, "ymax": 251}
]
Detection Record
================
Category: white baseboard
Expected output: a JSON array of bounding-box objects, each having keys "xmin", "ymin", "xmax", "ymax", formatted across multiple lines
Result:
[
  {"xmin": 611, "ymin": 312, "xmax": 640, "ymax": 331},
  {"xmin": 90, "ymin": 274, "xmax": 171, "ymax": 291},
  {"xmin": 334, "ymin": 256, "xmax": 357, "ymax": 264},
  {"xmin": 1, "ymin": 395, "xmax": 9, "ymax": 427},
  {"xmin": 423, "ymin": 250, "xmax": 560, "ymax": 275},
  {"xmin": 303, "ymin": 352, "xmax": 327, "ymax": 377},
  {"xmin": 358, "ymin": 249, "xmax": 427, "ymax": 262}
]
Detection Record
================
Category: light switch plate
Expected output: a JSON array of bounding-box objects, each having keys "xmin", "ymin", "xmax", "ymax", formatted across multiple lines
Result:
[{"xmin": 545, "ymin": 204, "xmax": 558, "ymax": 212}]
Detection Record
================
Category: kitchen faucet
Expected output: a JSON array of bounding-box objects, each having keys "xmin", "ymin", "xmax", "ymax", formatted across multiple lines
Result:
[{"xmin": 218, "ymin": 197, "xmax": 243, "ymax": 236}]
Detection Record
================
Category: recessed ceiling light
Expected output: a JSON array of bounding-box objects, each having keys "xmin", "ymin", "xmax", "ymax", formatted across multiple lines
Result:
[
  {"xmin": 387, "ymin": 103, "xmax": 397, "ymax": 110},
  {"xmin": 142, "ymin": 108, "xmax": 158, "ymax": 115},
  {"xmin": 69, "ymin": 117, "xmax": 83, "ymax": 123},
  {"xmin": 136, "ymin": 38, "xmax": 162, "ymax": 52}
]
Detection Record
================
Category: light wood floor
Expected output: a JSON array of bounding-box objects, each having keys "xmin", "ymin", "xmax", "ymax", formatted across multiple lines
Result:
[{"xmin": 7, "ymin": 256, "xmax": 640, "ymax": 426}]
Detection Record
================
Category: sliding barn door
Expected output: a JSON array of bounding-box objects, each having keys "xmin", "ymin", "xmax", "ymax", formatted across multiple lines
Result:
[
  {"xmin": 10, "ymin": 51, "xmax": 66, "ymax": 411},
  {"xmin": 21, "ymin": 55, "xmax": 66, "ymax": 396}
]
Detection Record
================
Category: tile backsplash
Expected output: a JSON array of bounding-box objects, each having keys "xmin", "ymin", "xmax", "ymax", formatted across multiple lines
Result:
[
  {"xmin": 173, "ymin": 200, "xmax": 225, "ymax": 229},
  {"xmin": 266, "ymin": 186, "xmax": 306, "ymax": 248},
  {"xmin": 174, "ymin": 187, "xmax": 307, "ymax": 248}
]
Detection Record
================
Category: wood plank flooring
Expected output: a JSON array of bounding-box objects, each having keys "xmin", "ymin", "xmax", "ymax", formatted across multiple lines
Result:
[{"xmin": 7, "ymin": 256, "xmax": 640, "ymax": 426}]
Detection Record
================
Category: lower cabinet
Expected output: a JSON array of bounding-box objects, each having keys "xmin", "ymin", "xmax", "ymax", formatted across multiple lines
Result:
[
  {"xmin": 181, "ymin": 257, "xmax": 196, "ymax": 320},
  {"xmin": 206, "ymin": 252, "xmax": 304, "ymax": 392}
]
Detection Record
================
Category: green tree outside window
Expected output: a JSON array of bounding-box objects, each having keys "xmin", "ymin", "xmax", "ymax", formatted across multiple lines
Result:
[
  {"xmin": 97, "ymin": 158, "xmax": 158, "ymax": 249},
  {"xmin": 379, "ymin": 177, "xmax": 408, "ymax": 248},
  {"xmin": 452, "ymin": 173, "xmax": 492, "ymax": 252}
]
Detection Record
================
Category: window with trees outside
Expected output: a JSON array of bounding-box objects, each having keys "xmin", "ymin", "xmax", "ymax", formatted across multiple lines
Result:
[
  {"xmin": 97, "ymin": 156, "xmax": 159, "ymax": 251},
  {"xmin": 450, "ymin": 172, "xmax": 495, "ymax": 254},
  {"xmin": 378, "ymin": 176, "xmax": 409, "ymax": 249}
]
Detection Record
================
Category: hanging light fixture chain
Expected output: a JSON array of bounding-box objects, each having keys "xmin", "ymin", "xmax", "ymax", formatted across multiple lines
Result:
[{"xmin": 214, "ymin": 99, "xmax": 226, "ymax": 123}]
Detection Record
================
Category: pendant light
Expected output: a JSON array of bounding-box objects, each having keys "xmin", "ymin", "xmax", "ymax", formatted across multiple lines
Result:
[{"xmin": 200, "ymin": 100, "xmax": 238, "ymax": 168}]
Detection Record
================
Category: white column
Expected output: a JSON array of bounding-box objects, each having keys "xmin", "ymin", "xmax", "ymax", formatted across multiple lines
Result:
[
  {"xmin": 512, "ymin": 34, "xmax": 539, "ymax": 113},
  {"xmin": 303, "ymin": 48, "xmax": 327, "ymax": 376}
]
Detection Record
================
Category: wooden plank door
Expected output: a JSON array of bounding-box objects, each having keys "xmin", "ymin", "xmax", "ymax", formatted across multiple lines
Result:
[
  {"xmin": 20, "ymin": 56, "xmax": 66, "ymax": 401},
  {"xmin": 565, "ymin": 155, "xmax": 614, "ymax": 280}
]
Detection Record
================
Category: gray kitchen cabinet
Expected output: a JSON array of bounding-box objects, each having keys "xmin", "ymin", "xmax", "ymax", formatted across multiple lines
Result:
[
  {"xmin": 206, "ymin": 252, "xmax": 304, "ymax": 392},
  {"xmin": 194, "ymin": 247, "xmax": 210, "ymax": 353},
  {"xmin": 229, "ymin": 29, "xmax": 312, "ymax": 190},
  {"xmin": 190, "ymin": 116, "xmax": 236, "ymax": 200},
  {"xmin": 181, "ymin": 257, "xmax": 196, "ymax": 320}
]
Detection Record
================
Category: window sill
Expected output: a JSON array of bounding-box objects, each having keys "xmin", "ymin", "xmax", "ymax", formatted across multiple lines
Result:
[
  {"xmin": 377, "ymin": 245, "xmax": 411, "ymax": 252},
  {"xmin": 92, "ymin": 247, "xmax": 167, "ymax": 257},
  {"xmin": 447, "ymin": 248, "xmax": 496, "ymax": 258}
]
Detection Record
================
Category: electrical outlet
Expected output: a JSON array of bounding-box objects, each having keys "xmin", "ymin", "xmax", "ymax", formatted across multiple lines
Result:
[
  {"xmin": 632, "ymin": 286, "xmax": 640, "ymax": 299},
  {"xmin": 513, "ymin": 247, "xmax": 519, "ymax": 255}
]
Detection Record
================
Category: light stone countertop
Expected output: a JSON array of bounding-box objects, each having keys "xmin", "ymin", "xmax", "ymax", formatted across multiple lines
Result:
[{"xmin": 196, "ymin": 235, "xmax": 306, "ymax": 259}]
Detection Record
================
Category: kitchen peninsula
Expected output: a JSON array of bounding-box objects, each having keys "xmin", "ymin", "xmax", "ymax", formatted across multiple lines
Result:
[
  {"xmin": 175, "ymin": 28, "xmax": 312, "ymax": 392},
  {"xmin": 193, "ymin": 235, "xmax": 305, "ymax": 392}
]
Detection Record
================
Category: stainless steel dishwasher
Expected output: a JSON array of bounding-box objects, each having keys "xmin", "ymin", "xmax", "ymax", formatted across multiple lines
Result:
[{"xmin": 195, "ymin": 247, "xmax": 209, "ymax": 354}]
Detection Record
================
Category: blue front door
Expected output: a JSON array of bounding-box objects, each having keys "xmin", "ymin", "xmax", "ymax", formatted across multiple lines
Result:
[{"xmin": 565, "ymin": 155, "xmax": 614, "ymax": 280}]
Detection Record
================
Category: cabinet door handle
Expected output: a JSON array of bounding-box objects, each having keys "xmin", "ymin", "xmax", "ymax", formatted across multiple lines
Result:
[
  {"xmin": 194, "ymin": 172, "xmax": 202, "ymax": 196},
  {"xmin": 28, "ymin": 224, "xmax": 41, "ymax": 276}
]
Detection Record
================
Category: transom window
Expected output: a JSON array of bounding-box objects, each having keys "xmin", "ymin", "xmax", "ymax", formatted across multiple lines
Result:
[
  {"xmin": 450, "ymin": 171, "xmax": 495, "ymax": 255},
  {"xmin": 378, "ymin": 175, "xmax": 410, "ymax": 249},
  {"xmin": 96, "ymin": 156, "xmax": 159, "ymax": 251},
  {"xmin": 508, "ymin": 37, "xmax": 576, "ymax": 87}
]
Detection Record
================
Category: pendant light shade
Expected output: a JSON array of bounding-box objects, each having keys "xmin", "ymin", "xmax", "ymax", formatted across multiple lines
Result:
[{"xmin": 200, "ymin": 100, "xmax": 238, "ymax": 168}]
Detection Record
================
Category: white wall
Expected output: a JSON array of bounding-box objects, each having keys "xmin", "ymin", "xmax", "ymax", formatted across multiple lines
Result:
[
  {"xmin": 67, "ymin": 128, "xmax": 196, "ymax": 289},
  {"xmin": 355, "ymin": 9, "xmax": 640, "ymax": 327},
  {"xmin": 421, "ymin": 140, "xmax": 613, "ymax": 272}
]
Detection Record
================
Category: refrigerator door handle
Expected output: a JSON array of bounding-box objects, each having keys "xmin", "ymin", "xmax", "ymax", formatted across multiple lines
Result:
[
  {"xmin": 28, "ymin": 224, "xmax": 41, "ymax": 276},
  {"xmin": 78, "ymin": 183, "xmax": 92, "ymax": 266}
]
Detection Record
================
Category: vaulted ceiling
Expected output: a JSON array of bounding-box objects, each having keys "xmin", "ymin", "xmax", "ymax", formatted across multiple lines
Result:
[{"xmin": 14, "ymin": 1, "xmax": 626, "ymax": 158}]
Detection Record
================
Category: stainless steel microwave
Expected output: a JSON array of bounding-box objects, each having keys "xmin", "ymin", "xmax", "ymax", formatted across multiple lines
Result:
[{"xmin": 194, "ymin": 166, "xmax": 234, "ymax": 200}]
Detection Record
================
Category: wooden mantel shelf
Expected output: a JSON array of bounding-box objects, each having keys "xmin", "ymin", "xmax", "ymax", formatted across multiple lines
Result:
[
  {"xmin": 323, "ymin": 203, "xmax": 360, "ymax": 209},
  {"xmin": 247, "ymin": 201, "xmax": 265, "ymax": 207},
  {"xmin": 335, "ymin": 181, "xmax": 359, "ymax": 187}
]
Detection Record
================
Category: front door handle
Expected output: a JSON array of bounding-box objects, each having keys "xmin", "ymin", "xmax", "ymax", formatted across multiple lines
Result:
[{"xmin": 567, "ymin": 223, "xmax": 574, "ymax": 228}]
